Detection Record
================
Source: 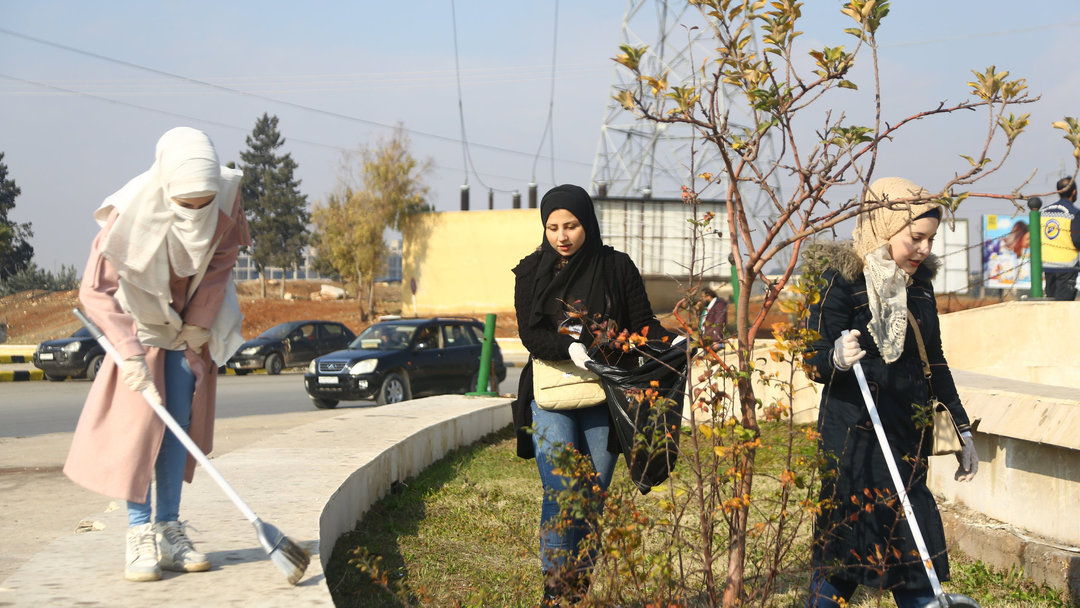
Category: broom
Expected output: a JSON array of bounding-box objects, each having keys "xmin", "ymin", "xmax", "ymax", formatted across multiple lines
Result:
[
  {"xmin": 845, "ymin": 330, "xmax": 981, "ymax": 608},
  {"xmin": 74, "ymin": 309, "xmax": 311, "ymax": 585}
]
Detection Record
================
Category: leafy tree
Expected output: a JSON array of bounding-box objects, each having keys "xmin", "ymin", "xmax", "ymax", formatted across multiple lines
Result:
[
  {"xmin": 312, "ymin": 126, "xmax": 431, "ymax": 319},
  {"xmin": 597, "ymin": 1, "xmax": 1073, "ymax": 605},
  {"xmin": 0, "ymin": 153, "xmax": 34, "ymax": 281},
  {"xmin": 0, "ymin": 263, "xmax": 79, "ymax": 296},
  {"xmin": 237, "ymin": 113, "xmax": 310, "ymax": 298}
]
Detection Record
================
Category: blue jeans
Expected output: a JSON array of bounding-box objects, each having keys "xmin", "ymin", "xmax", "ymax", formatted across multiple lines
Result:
[
  {"xmin": 530, "ymin": 400, "xmax": 618, "ymax": 574},
  {"xmin": 807, "ymin": 570, "xmax": 937, "ymax": 608},
  {"xmin": 127, "ymin": 350, "xmax": 195, "ymax": 527}
]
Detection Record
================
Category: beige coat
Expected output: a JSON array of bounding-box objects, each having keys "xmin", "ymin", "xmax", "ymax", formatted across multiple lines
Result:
[{"xmin": 64, "ymin": 197, "xmax": 246, "ymax": 503}]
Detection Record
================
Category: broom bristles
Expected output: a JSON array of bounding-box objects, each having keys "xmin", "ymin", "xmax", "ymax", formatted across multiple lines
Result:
[{"xmin": 253, "ymin": 519, "xmax": 311, "ymax": 585}]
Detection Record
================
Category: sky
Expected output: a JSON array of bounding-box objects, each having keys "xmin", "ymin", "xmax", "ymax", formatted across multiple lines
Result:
[{"xmin": 3, "ymin": 1, "xmax": 1080, "ymax": 274}]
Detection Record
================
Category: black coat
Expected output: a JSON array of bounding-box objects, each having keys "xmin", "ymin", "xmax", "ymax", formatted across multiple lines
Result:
[
  {"xmin": 803, "ymin": 242, "xmax": 972, "ymax": 590},
  {"xmin": 510, "ymin": 247, "xmax": 672, "ymax": 459}
]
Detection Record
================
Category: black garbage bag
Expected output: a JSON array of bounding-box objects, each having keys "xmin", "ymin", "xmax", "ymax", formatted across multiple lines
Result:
[{"xmin": 585, "ymin": 342, "xmax": 691, "ymax": 495}]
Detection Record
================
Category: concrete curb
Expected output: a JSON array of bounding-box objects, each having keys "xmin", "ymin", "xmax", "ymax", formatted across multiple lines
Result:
[
  {"xmin": 0, "ymin": 369, "xmax": 43, "ymax": 382},
  {"xmin": 940, "ymin": 499, "xmax": 1080, "ymax": 601},
  {"xmin": 0, "ymin": 354, "xmax": 31, "ymax": 364}
]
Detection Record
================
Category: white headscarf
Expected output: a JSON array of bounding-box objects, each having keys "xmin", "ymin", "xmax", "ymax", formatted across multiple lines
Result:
[{"xmin": 95, "ymin": 127, "xmax": 222, "ymax": 299}]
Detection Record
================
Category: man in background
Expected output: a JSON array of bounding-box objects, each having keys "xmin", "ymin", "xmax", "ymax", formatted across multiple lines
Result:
[
  {"xmin": 1040, "ymin": 176, "xmax": 1080, "ymax": 300},
  {"xmin": 700, "ymin": 287, "xmax": 727, "ymax": 348}
]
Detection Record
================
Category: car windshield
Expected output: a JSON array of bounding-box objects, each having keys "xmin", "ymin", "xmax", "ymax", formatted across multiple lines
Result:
[
  {"xmin": 257, "ymin": 323, "xmax": 296, "ymax": 341},
  {"xmin": 72, "ymin": 327, "xmax": 91, "ymax": 338},
  {"xmin": 351, "ymin": 324, "xmax": 415, "ymax": 351}
]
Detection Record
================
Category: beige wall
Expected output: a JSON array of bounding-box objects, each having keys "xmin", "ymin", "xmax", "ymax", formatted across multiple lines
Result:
[
  {"xmin": 401, "ymin": 209, "xmax": 538, "ymax": 316},
  {"xmin": 401, "ymin": 209, "xmax": 688, "ymax": 316},
  {"xmin": 939, "ymin": 301, "xmax": 1080, "ymax": 389}
]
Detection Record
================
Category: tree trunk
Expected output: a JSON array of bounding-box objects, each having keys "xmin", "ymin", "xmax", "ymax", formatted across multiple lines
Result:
[
  {"xmin": 280, "ymin": 272, "xmax": 286, "ymax": 299},
  {"xmin": 260, "ymin": 272, "xmax": 266, "ymax": 299},
  {"xmin": 366, "ymin": 277, "xmax": 377, "ymax": 319}
]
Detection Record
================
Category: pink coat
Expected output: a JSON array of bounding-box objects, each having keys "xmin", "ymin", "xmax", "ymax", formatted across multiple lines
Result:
[{"xmin": 64, "ymin": 198, "xmax": 246, "ymax": 503}]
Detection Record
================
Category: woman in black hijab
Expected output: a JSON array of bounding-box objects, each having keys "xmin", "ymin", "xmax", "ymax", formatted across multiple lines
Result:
[{"xmin": 512, "ymin": 184, "xmax": 673, "ymax": 605}]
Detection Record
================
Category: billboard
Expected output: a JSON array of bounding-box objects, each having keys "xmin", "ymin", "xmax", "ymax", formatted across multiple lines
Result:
[{"xmin": 982, "ymin": 215, "xmax": 1033, "ymax": 289}]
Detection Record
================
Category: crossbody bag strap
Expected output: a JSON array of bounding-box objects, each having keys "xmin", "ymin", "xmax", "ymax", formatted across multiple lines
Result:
[{"xmin": 906, "ymin": 310, "xmax": 933, "ymax": 385}]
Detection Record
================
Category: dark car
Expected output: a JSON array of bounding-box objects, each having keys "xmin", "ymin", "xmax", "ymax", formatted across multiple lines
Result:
[
  {"xmin": 33, "ymin": 327, "xmax": 106, "ymax": 381},
  {"xmin": 227, "ymin": 320, "xmax": 356, "ymax": 375},
  {"xmin": 303, "ymin": 317, "xmax": 507, "ymax": 409}
]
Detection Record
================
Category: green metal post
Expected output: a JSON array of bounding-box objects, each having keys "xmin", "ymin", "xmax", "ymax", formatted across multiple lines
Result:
[
  {"xmin": 1028, "ymin": 198, "xmax": 1043, "ymax": 298},
  {"xmin": 728, "ymin": 253, "xmax": 739, "ymax": 315},
  {"xmin": 466, "ymin": 313, "xmax": 498, "ymax": 396}
]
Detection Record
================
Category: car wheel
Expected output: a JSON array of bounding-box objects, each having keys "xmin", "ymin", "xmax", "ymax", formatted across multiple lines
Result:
[
  {"xmin": 376, "ymin": 372, "xmax": 410, "ymax": 405},
  {"xmin": 311, "ymin": 397, "xmax": 339, "ymax": 409},
  {"xmin": 265, "ymin": 353, "xmax": 284, "ymax": 375},
  {"xmin": 85, "ymin": 354, "xmax": 104, "ymax": 381},
  {"xmin": 44, "ymin": 373, "xmax": 66, "ymax": 382}
]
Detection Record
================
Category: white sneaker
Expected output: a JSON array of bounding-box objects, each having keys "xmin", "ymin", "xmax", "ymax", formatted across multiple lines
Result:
[
  {"xmin": 125, "ymin": 523, "xmax": 162, "ymax": 582},
  {"xmin": 154, "ymin": 520, "xmax": 211, "ymax": 572}
]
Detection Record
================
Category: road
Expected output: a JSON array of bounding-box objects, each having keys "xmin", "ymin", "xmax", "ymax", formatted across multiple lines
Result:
[
  {"xmin": 0, "ymin": 368, "xmax": 522, "ymax": 438},
  {"xmin": 0, "ymin": 367, "xmax": 521, "ymax": 583}
]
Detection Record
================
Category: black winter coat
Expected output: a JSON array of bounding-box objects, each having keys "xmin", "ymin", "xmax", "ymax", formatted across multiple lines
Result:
[
  {"xmin": 510, "ymin": 247, "xmax": 671, "ymax": 459},
  {"xmin": 803, "ymin": 242, "xmax": 972, "ymax": 590}
]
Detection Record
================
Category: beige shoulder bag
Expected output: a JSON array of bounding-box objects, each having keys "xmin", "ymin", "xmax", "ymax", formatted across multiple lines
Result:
[
  {"xmin": 906, "ymin": 311, "xmax": 963, "ymax": 455},
  {"xmin": 532, "ymin": 357, "xmax": 607, "ymax": 410}
]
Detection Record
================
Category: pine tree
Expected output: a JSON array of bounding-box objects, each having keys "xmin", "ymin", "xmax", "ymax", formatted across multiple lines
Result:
[
  {"xmin": 237, "ymin": 114, "xmax": 310, "ymax": 297},
  {"xmin": 0, "ymin": 153, "xmax": 34, "ymax": 282}
]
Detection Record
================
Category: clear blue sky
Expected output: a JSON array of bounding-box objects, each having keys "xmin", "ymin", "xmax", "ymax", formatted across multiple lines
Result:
[{"xmin": 2, "ymin": 1, "xmax": 1079, "ymax": 272}]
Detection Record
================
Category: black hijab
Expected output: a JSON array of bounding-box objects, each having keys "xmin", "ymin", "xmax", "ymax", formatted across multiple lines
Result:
[{"xmin": 529, "ymin": 184, "xmax": 615, "ymax": 329}]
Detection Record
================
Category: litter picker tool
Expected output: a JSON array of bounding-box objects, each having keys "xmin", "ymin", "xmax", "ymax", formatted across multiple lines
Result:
[
  {"xmin": 74, "ymin": 308, "xmax": 311, "ymax": 585},
  {"xmin": 845, "ymin": 330, "xmax": 980, "ymax": 608}
]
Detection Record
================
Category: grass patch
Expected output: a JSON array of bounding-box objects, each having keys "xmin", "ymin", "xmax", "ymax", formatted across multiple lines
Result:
[{"xmin": 326, "ymin": 422, "xmax": 1072, "ymax": 607}]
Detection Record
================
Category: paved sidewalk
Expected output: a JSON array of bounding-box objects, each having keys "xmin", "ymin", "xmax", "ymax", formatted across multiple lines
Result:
[{"xmin": 0, "ymin": 395, "xmax": 512, "ymax": 607}]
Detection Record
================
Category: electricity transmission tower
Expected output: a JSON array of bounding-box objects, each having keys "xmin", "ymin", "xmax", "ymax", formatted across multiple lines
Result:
[{"xmin": 590, "ymin": 0, "xmax": 773, "ymax": 212}]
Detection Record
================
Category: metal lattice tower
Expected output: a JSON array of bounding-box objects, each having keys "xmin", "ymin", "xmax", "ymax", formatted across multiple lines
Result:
[{"xmin": 590, "ymin": 1, "xmax": 763, "ymax": 204}]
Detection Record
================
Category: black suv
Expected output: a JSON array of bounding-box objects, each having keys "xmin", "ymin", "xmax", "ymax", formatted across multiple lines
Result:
[
  {"xmin": 226, "ymin": 320, "xmax": 356, "ymax": 375},
  {"xmin": 33, "ymin": 328, "xmax": 106, "ymax": 381},
  {"xmin": 303, "ymin": 317, "xmax": 506, "ymax": 408}
]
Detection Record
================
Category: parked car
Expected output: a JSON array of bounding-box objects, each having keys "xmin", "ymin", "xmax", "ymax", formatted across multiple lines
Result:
[
  {"xmin": 227, "ymin": 320, "xmax": 356, "ymax": 375},
  {"xmin": 303, "ymin": 317, "xmax": 507, "ymax": 409},
  {"xmin": 33, "ymin": 327, "xmax": 105, "ymax": 381}
]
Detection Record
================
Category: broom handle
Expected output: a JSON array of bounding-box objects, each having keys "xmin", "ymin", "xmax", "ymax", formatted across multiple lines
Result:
[
  {"xmin": 74, "ymin": 309, "xmax": 260, "ymax": 525},
  {"xmin": 844, "ymin": 331, "xmax": 943, "ymax": 597}
]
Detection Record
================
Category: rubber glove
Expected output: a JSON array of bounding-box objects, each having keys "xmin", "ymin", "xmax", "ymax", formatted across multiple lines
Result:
[
  {"xmin": 170, "ymin": 323, "xmax": 211, "ymax": 351},
  {"xmin": 568, "ymin": 342, "xmax": 592, "ymax": 371},
  {"xmin": 831, "ymin": 330, "xmax": 866, "ymax": 371},
  {"xmin": 954, "ymin": 431, "xmax": 978, "ymax": 482},
  {"xmin": 120, "ymin": 355, "xmax": 162, "ymax": 405}
]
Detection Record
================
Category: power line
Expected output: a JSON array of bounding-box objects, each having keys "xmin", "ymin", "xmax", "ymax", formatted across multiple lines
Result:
[
  {"xmin": 0, "ymin": 27, "xmax": 593, "ymax": 172},
  {"xmin": 0, "ymin": 73, "xmax": 530, "ymax": 187},
  {"xmin": 531, "ymin": 0, "xmax": 560, "ymax": 187}
]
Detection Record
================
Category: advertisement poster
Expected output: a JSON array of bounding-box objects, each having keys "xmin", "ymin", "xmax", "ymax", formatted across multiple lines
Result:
[{"xmin": 982, "ymin": 215, "xmax": 1031, "ymax": 289}]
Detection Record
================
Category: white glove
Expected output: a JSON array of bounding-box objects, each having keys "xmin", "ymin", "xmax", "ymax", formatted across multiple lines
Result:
[
  {"xmin": 568, "ymin": 342, "xmax": 592, "ymax": 371},
  {"xmin": 954, "ymin": 431, "xmax": 978, "ymax": 482},
  {"xmin": 831, "ymin": 330, "xmax": 866, "ymax": 371},
  {"xmin": 120, "ymin": 355, "xmax": 162, "ymax": 405},
  {"xmin": 170, "ymin": 323, "xmax": 211, "ymax": 351}
]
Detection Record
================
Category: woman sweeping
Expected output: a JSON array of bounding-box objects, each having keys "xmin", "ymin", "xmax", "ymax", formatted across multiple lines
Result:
[
  {"xmin": 511, "ymin": 184, "xmax": 675, "ymax": 606},
  {"xmin": 64, "ymin": 127, "xmax": 246, "ymax": 582},
  {"xmin": 802, "ymin": 177, "xmax": 979, "ymax": 607}
]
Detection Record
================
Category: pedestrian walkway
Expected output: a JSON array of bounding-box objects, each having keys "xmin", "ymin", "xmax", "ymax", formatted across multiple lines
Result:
[{"xmin": 0, "ymin": 395, "xmax": 512, "ymax": 606}]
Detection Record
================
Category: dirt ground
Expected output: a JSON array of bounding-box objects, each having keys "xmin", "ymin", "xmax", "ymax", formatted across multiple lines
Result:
[
  {"xmin": 0, "ymin": 279, "xmax": 1004, "ymax": 346},
  {"xmin": 0, "ymin": 280, "xmax": 523, "ymax": 345}
]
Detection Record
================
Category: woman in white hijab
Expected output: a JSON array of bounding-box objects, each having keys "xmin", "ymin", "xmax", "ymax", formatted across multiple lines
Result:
[
  {"xmin": 801, "ymin": 177, "xmax": 979, "ymax": 607},
  {"xmin": 64, "ymin": 127, "xmax": 248, "ymax": 583}
]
